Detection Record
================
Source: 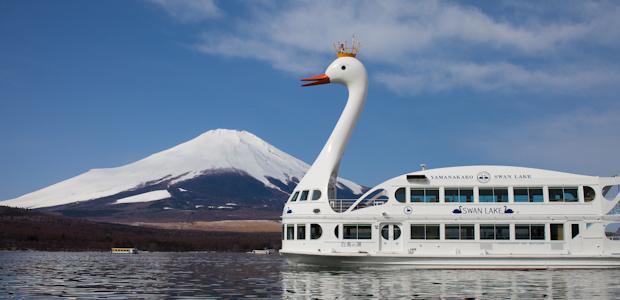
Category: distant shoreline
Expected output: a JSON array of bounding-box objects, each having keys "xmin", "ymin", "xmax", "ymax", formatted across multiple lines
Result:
[{"xmin": 0, "ymin": 206, "xmax": 281, "ymax": 252}]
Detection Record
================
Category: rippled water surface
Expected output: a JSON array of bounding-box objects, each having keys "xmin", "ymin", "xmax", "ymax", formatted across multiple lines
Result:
[{"xmin": 2, "ymin": 251, "xmax": 620, "ymax": 299}]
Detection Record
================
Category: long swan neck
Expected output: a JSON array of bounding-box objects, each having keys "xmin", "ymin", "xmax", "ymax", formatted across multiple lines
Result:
[
  {"xmin": 299, "ymin": 77, "xmax": 368, "ymax": 198},
  {"xmin": 320, "ymin": 82, "xmax": 367, "ymax": 169}
]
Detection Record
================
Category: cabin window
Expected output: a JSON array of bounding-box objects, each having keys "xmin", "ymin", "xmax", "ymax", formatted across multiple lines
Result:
[
  {"xmin": 343, "ymin": 224, "xmax": 372, "ymax": 240},
  {"xmin": 310, "ymin": 224, "xmax": 322, "ymax": 239},
  {"xmin": 353, "ymin": 189, "xmax": 388, "ymax": 210},
  {"xmin": 445, "ymin": 188, "xmax": 473, "ymax": 203},
  {"xmin": 549, "ymin": 187, "xmax": 579, "ymax": 202},
  {"xmin": 410, "ymin": 188, "xmax": 439, "ymax": 203},
  {"xmin": 410, "ymin": 224, "xmax": 440, "ymax": 240},
  {"xmin": 603, "ymin": 185, "xmax": 620, "ymax": 201},
  {"xmin": 479, "ymin": 188, "xmax": 509, "ymax": 203},
  {"xmin": 514, "ymin": 188, "xmax": 543, "ymax": 202},
  {"xmin": 311, "ymin": 190, "xmax": 322, "ymax": 201},
  {"xmin": 334, "ymin": 225, "xmax": 340, "ymax": 239},
  {"xmin": 584, "ymin": 186, "xmax": 595, "ymax": 202},
  {"xmin": 480, "ymin": 224, "xmax": 509, "ymax": 240},
  {"xmin": 299, "ymin": 190, "xmax": 309, "ymax": 201},
  {"xmin": 515, "ymin": 224, "xmax": 545, "ymax": 240},
  {"xmin": 297, "ymin": 224, "xmax": 306, "ymax": 240},
  {"xmin": 286, "ymin": 224, "xmax": 295, "ymax": 240},
  {"xmin": 445, "ymin": 224, "xmax": 474, "ymax": 240},
  {"xmin": 550, "ymin": 224, "xmax": 564, "ymax": 240},
  {"xmin": 290, "ymin": 191, "xmax": 299, "ymax": 202},
  {"xmin": 571, "ymin": 224, "xmax": 580, "ymax": 238},
  {"xmin": 395, "ymin": 188, "xmax": 406, "ymax": 203},
  {"xmin": 282, "ymin": 225, "xmax": 285, "ymax": 240}
]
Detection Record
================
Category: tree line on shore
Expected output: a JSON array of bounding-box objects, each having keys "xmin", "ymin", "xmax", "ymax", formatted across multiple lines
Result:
[{"xmin": 0, "ymin": 206, "xmax": 281, "ymax": 252}]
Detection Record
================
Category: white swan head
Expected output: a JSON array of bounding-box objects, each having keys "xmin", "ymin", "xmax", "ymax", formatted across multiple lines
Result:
[{"xmin": 302, "ymin": 57, "xmax": 367, "ymax": 89}]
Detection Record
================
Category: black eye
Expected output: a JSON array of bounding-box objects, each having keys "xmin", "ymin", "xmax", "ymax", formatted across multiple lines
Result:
[{"xmin": 341, "ymin": 65, "xmax": 346, "ymax": 70}]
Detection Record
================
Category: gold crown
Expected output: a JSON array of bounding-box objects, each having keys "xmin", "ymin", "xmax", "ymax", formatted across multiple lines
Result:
[{"xmin": 333, "ymin": 38, "xmax": 360, "ymax": 58}]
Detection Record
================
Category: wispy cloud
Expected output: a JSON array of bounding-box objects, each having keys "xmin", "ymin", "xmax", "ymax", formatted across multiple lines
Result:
[
  {"xmin": 149, "ymin": 0, "xmax": 221, "ymax": 22},
  {"xmin": 150, "ymin": 0, "xmax": 620, "ymax": 94}
]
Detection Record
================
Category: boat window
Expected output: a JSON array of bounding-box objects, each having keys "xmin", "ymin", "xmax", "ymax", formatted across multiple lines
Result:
[
  {"xmin": 514, "ymin": 188, "xmax": 544, "ymax": 203},
  {"xmin": 571, "ymin": 224, "xmax": 580, "ymax": 238},
  {"xmin": 334, "ymin": 225, "xmax": 340, "ymax": 239},
  {"xmin": 311, "ymin": 190, "xmax": 322, "ymax": 201},
  {"xmin": 410, "ymin": 224, "xmax": 440, "ymax": 240},
  {"xmin": 514, "ymin": 188, "xmax": 529, "ymax": 202},
  {"xmin": 395, "ymin": 188, "xmax": 406, "ymax": 203},
  {"xmin": 479, "ymin": 188, "xmax": 509, "ymax": 203},
  {"xmin": 584, "ymin": 186, "xmax": 595, "ymax": 202},
  {"xmin": 410, "ymin": 188, "xmax": 439, "ymax": 203},
  {"xmin": 310, "ymin": 224, "xmax": 322, "ymax": 239},
  {"xmin": 445, "ymin": 224, "xmax": 474, "ymax": 240},
  {"xmin": 550, "ymin": 187, "xmax": 579, "ymax": 202},
  {"xmin": 286, "ymin": 224, "xmax": 295, "ymax": 240},
  {"xmin": 603, "ymin": 185, "xmax": 620, "ymax": 201},
  {"xmin": 381, "ymin": 225, "xmax": 390, "ymax": 240},
  {"xmin": 343, "ymin": 224, "xmax": 372, "ymax": 240},
  {"xmin": 290, "ymin": 191, "xmax": 299, "ymax": 202},
  {"xmin": 353, "ymin": 189, "xmax": 388, "ymax": 210},
  {"xmin": 394, "ymin": 226, "xmax": 401, "ymax": 240},
  {"xmin": 282, "ymin": 225, "xmax": 285, "ymax": 240},
  {"xmin": 530, "ymin": 188, "xmax": 544, "ymax": 202},
  {"xmin": 358, "ymin": 225, "xmax": 372, "ymax": 239},
  {"xmin": 297, "ymin": 224, "xmax": 306, "ymax": 240},
  {"xmin": 564, "ymin": 188, "xmax": 578, "ymax": 202},
  {"xmin": 480, "ymin": 224, "xmax": 509, "ymax": 240},
  {"xmin": 300, "ymin": 190, "xmax": 309, "ymax": 201},
  {"xmin": 445, "ymin": 188, "xmax": 473, "ymax": 203},
  {"xmin": 516, "ymin": 224, "xmax": 545, "ymax": 240},
  {"xmin": 550, "ymin": 224, "xmax": 564, "ymax": 240},
  {"xmin": 605, "ymin": 223, "xmax": 620, "ymax": 240},
  {"xmin": 549, "ymin": 188, "xmax": 563, "ymax": 202}
]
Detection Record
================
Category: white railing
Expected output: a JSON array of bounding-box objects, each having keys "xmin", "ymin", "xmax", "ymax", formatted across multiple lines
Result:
[{"xmin": 329, "ymin": 199, "xmax": 358, "ymax": 213}]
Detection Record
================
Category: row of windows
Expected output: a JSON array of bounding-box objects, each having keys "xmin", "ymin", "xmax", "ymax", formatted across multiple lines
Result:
[
  {"xmin": 394, "ymin": 186, "xmax": 594, "ymax": 203},
  {"xmin": 410, "ymin": 223, "xmax": 578, "ymax": 241},
  {"xmin": 289, "ymin": 189, "xmax": 322, "ymax": 202},
  {"xmin": 284, "ymin": 223, "xmax": 580, "ymax": 241},
  {"xmin": 284, "ymin": 224, "xmax": 323, "ymax": 240}
]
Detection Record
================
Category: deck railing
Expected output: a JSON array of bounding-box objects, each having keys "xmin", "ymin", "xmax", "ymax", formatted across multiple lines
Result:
[{"xmin": 328, "ymin": 199, "xmax": 358, "ymax": 213}]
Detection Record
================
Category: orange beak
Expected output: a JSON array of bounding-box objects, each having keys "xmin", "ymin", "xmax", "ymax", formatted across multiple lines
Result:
[{"xmin": 301, "ymin": 74, "xmax": 330, "ymax": 87}]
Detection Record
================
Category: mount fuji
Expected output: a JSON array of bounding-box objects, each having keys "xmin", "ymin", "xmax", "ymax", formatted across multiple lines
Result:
[{"xmin": 0, "ymin": 129, "xmax": 365, "ymax": 220}]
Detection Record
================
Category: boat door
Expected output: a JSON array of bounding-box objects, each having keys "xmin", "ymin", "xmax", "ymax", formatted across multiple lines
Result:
[{"xmin": 380, "ymin": 223, "xmax": 403, "ymax": 253}]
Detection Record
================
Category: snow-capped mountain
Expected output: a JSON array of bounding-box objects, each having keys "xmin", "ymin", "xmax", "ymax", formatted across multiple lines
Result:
[{"xmin": 0, "ymin": 129, "xmax": 364, "ymax": 212}]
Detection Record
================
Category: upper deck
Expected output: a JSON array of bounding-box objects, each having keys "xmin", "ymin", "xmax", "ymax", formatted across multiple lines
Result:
[{"xmin": 284, "ymin": 165, "xmax": 620, "ymax": 218}]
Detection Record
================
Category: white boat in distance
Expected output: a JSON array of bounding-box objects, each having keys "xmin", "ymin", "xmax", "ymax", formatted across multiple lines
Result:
[{"xmin": 280, "ymin": 40, "xmax": 620, "ymax": 269}]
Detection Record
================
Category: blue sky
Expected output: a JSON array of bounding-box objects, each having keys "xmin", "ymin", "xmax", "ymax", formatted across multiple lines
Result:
[{"xmin": 1, "ymin": 0, "xmax": 620, "ymax": 200}]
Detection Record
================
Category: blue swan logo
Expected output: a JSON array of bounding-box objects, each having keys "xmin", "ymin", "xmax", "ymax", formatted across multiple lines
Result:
[
  {"xmin": 286, "ymin": 207, "xmax": 292, "ymax": 214},
  {"xmin": 452, "ymin": 206, "xmax": 462, "ymax": 214},
  {"xmin": 503, "ymin": 206, "xmax": 514, "ymax": 214}
]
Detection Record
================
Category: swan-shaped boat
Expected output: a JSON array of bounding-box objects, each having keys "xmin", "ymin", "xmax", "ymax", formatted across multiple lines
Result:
[{"xmin": 280, "ymin": 41, "xmax": 620, "ymax": 269}]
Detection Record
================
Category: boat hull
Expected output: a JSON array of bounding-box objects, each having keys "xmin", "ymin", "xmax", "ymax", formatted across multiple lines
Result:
[{"xmin": 282, "ymin": 252, "xmax": 620, "ymax": 269}]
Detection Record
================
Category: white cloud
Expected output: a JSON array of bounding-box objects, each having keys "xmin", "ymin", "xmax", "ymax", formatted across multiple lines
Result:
[
  {"xmin": 376, "ymin": 60, "xmax": 620, "ymax": 94},
  {"xmin": 184, "ymin": 0, "xmax": 620, "ymax": 94},
  {"xmin": 468, "ymin": 106, "xmax": 620, "ymax": 176},
  {"xmin": 149, "ymin": 0, "xmax": 221, "ymax": 22}
]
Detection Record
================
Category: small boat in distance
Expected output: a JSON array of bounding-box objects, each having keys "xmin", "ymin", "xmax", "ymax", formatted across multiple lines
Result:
[
  {"xmin": 280, "ymin": 39, "xmax": 620, "ymax": 269},
  {"xmin": 111, "ymin": 247, "xmax": 138, "ymax": 254}
]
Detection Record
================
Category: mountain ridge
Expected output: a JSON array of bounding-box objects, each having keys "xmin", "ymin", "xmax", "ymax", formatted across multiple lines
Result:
[{"xmin": 1, "ymin": 129, "xmax": 365, "ymax": 212}]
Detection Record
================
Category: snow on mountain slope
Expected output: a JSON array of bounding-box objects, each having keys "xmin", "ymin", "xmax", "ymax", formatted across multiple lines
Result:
[
  {"xmin": 1, "ymin": 129, "xmax": 364, "ymax": 209},
  {"xmin": 113, "ymin": 190, "xmax": 171, "ymax": 205}
]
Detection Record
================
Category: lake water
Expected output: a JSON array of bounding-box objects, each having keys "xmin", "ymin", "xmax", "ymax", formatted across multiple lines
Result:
[{"xmin": 2, "ymin": 251, "xmax": 620, "ymax": 299}]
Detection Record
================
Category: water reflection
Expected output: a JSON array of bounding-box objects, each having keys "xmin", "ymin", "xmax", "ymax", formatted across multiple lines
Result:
[
  {"xmin": 282, "ymin": 265, "xmax": 620, "ymax": 299},
  {"xmin": 2, "ymin": 251, "xmax": 620, "ymax": 299}
]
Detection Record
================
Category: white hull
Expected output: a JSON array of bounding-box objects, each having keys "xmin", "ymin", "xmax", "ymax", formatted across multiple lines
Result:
[{"xmin": 282, "ymin": 251, "xmax": 620, "ymax": 269}]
